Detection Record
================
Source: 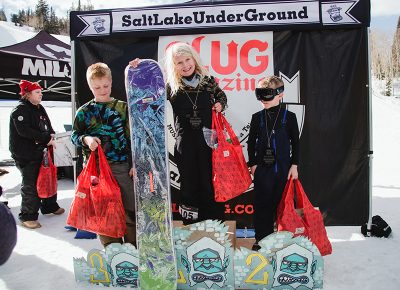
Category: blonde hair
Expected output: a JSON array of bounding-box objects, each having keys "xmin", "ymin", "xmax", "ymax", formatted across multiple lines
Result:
[
  {"xmin": 258, "ymin": 75, "xmax": 284, "ymax": 89},
  {"xmin": 164, "ymin": 42, "xmax": 209, "ymax": 95},
  {"xmin": 86, "ymin": 62, "xmax": 112, "ymax": 84}
]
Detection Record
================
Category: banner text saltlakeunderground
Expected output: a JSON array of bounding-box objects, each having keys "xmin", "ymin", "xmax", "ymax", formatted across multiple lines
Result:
[{"xmin": 112, "ymin": 2, "xmax": 320, "ymax": 32}]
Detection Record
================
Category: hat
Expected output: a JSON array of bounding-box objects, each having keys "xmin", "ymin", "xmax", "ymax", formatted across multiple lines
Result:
[
  {"xmin": 0, "ymin": 202, "xmax": 17, "ymax": 265},
  {"xmin": 19, "ymin": 80, "xmax": 42, "ymax": 96}
]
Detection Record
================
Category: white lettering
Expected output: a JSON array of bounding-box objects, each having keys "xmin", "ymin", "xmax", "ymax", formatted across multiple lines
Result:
[
  {"xmin": 22, "ymin": 58, "xmax": 71, "ymax": 78},
  {"xmin": 22, "ymin": 58, "xmax": 46, "ymax": 76}
]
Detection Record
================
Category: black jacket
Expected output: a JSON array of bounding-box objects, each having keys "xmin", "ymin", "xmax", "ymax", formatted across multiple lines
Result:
[
  {"xmin": 9, "ymin": 100, "xmax": 54, "ymax": 162},
  {"xmin": 247, "ymin": 104, "xmax": 300, "ymax": 167}
]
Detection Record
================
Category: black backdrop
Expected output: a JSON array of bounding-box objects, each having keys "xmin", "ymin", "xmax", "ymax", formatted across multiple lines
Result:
[{"xmin": 70, "ymin": 0, "xmax": 370, "ymax": 227}]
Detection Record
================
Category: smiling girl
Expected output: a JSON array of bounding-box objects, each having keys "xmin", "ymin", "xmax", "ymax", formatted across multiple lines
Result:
[{"xmin": 164, "ymin": 42, "xmax": 228, "ymax": 224}]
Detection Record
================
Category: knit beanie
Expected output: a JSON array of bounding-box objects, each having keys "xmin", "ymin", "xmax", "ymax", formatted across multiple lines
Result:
[{"xmin": 19, "ymin": 79, "xmax": 42, "ymax": 96}]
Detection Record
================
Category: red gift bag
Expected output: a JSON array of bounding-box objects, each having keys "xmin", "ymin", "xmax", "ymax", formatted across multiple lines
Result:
[
  {"xmin": 277, "ymin": 179, "xmax": 332, "ymax": 256},
  {"xmin": 212, "ymin": 111, "xmax": 252, "ymax": 202},
  {"xmin": 37, "ymin": 147, "xmax": 57, "ymax": 199},
  {"xmin": 67, "ymin": 146, "xmax": 126, "ymax": 238}
]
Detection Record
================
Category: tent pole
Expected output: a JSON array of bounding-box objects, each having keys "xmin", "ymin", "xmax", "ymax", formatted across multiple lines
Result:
[
  {"xmin": 367, "ymin": 27, "xmax": 373, "ymax": 232},
  {"xmin": 71, "ymin": 40, "xmax": 77, "ymax": 187}
]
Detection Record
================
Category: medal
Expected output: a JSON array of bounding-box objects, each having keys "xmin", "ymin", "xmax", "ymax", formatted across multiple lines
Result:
[
  {"xmin": 189, "ymin": 109, "xmax": 202, "ymax": 129},
  {"xmin": 263, "ymin": 147, "xmax": 276, "ymax": 166},
  {"xmin": 184, "ymin": 87, "xmax": 203, "ymax": 129}
]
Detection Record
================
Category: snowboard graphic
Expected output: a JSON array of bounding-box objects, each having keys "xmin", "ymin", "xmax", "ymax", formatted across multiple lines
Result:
[{"xmin": 125, "ymin": 60, "xmax": 176, "ymax": 290}]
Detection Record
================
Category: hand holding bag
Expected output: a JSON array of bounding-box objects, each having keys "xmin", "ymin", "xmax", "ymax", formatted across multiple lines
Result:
[
  {"xmin": 277, "ymin": 179, "xmax": 332, "ymax": 256},
  {"xmin": 37, "ymin": 147, "xmax": 57, "ymax": 199},
  {"xmin": 67, "ymin": 146, "xmax": 126, "ymax": 238},
  {"xmin": 212, "ymin": 111, "xmax": 252, "ymax": 202}
]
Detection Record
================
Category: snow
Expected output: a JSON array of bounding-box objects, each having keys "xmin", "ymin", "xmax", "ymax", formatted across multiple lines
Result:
[
  {"xmin": 0, "ymin": 82, "xmax": 400, "ymax": 289},
  {"xmin": 0, "ymin": 21, "xmax": 70, "ymax": 47}
]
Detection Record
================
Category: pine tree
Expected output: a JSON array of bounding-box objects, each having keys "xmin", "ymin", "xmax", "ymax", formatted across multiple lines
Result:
[
  {"xmin": 17, "ymin": 10, "xmax": 26, "ymax": 26},
  {"xmin": 385, "ymin": 78, "xmax": 392, "ymax": 96},
  {"xmin": 0, "ymin": 8, "xmax": 7, "ymax": 21},
  {"xmin": 35, "ymin": 0, "xmax": 49, "ymax": 31},
  {"xmin": 46, "ymin": 7, "xmax": 60, "ymax": 34},
  {"xmin": 11, "ymin": 14, "xmax": 18, "ymax": 25}
]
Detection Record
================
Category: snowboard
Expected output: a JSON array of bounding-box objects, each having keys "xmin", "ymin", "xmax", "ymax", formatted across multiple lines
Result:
[{"xmin": 125, "ymin": 59, "xmax": 177, "ymax": 290}]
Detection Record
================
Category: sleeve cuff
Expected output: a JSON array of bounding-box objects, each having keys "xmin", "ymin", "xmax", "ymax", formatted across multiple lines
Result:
[{"xmin": 79, "ymin": 135, "xmax": 88, "ymax": 147}]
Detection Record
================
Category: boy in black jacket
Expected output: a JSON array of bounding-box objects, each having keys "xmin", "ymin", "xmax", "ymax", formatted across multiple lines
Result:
[{"xmin": 247, "ymin": 76, "xmax": 300, "ymax": 251}]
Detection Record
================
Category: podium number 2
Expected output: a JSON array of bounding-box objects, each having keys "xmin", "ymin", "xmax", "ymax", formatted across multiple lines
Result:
[{"xmin": 244, "ymin": 253, "xmax": 269, "ymax": 285}]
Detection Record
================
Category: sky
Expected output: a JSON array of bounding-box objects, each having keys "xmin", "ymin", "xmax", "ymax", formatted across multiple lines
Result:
[{"xmin": 1, "ymin": 78, "xmax": 400, "ymax": 289}]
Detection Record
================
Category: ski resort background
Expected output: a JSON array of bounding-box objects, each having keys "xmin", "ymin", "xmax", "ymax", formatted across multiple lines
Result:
[{"xmin": 1, "ymin": 0, "xmax": 400, "ymax": 289}]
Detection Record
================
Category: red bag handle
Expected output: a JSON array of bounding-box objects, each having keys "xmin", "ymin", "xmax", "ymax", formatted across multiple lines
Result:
[
  {"xmin": 282, "ymin": 178, "xmax": 296, "ymax": 209},
  {"xmin": 212, "ymin": 111, "xmax": 226, "ymax": 146},
  {"xmin": 212, "ymin": 111, "xmax": 240, "ymax": 147},
  {"xmin": 48, "ymin": 146, "xmax": 55, "ymax": 167},
  {"xmin": 85, "ymin": 148, "xmax": 98, "ymax": 177},
  {"xmin": 97, "ymin": 146, "xmax": 119, "ymax": 186},
  {"xmin": 277, "ymin": 178, "xmax": 294, "ymax": 217},
  {"xmin": 218, "ymin": 113, "xmax": 240, "ymax": 146},
  {"xmin": 293, "ymin": 179, "xmax": 314, "ymax": 210}
]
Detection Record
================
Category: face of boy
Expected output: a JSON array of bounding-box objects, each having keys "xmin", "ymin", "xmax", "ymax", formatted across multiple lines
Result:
[
  {"xmin": 261, "ymin": 91, "xmax": 283, "ymax": 109},
  {"xmin": 89, "ymin": 77, "xmax": 112, "ymax": 102},
  {"xmin": 174, "ymin": 54, "xmax": 196, "ymax": 77}
]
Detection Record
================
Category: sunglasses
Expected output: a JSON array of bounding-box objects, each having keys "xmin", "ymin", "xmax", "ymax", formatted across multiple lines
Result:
[{"xmin": 255, "ymin": 86, "xmax": 284, "ymax": 101}]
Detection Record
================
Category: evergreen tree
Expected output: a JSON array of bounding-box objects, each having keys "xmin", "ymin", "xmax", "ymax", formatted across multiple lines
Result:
[
  {"xmin": 35, "ymin": 0, "xmax": 49, "ymax": 31},
  {"xmin": 385, "ymin": 78, "xmax": 392, "ymax": 96},
  {"xmin": 17, "ymin": 9, "xmax": 27, "ymax": 26},
  {"xmin": 11, "ymin": 14, "xmax": 18, "ymax": 25},
  {"xmin": 46, "ymin": 7, "xmax": 60, "ymax": 34},
  {"xmin": 0, "ymin": 8, "xmax": 7, "ymax": 21}
]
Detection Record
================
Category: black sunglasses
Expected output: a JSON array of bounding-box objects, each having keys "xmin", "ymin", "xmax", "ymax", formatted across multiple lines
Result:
[{"xmin": 255, "ymin": 86, "xmax": 284, "ymax": 101}]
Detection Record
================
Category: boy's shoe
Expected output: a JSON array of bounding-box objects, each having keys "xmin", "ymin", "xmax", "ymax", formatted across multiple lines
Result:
[
  {"xmin": 21, "ymin": 220, "xmax": 42, "ymax": 229},
  {"xmin": 252, "ymin": 242, "xmax": 261, "ymax": 251},
  {"xmin": 74, "ymin": 229, "xmax": 97, "ymax": 239},
  {"xmin": 51, "ymin": 208, "xmax": 65, "ymax": 215}
]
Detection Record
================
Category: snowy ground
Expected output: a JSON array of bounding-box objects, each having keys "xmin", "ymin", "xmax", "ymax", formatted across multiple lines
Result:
[{"xmin": 1, "ymin": 82, "xmax": 400, "ymax": 289}]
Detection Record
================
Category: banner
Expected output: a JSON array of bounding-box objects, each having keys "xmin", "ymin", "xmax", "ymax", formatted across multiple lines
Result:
[
  {"xmin": 70, "ymin": 0, "xmax": 370, "ymax": 40},
  {"xmin": 72, "ymin": 1, "xmax": 370, "ymax": 227}
]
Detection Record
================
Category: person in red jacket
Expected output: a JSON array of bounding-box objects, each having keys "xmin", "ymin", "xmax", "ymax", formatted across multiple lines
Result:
[{"xmin": 9, "ymin": 80, "xmax": 64, "ymax": 229}]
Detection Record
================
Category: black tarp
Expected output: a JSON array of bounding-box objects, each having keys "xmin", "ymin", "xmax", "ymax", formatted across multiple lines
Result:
[
  {"xmin": 70, "ymin": 0, "xmax": 371, "ymax": 227},
  {"xmin": 0, "ymin": 30, "xmax": 71, "ymax": 101}
]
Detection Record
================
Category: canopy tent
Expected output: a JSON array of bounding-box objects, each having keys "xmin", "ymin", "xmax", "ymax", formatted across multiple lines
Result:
[
  {"xmin": 0, "ymin": 30, "xmax": 71, "ymax": 101},
  {"xmin": 70, "ymin": 0, "xmax": 371, "ymax": 228}
]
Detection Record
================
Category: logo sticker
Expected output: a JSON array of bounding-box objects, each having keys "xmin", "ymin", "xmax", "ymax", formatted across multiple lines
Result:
[
  {"xmin": 327, "ymin": 5, "xmax": 343, "ymax": 22},
  {"xmin": 93, "ymin": 17, "xmax": 106, "ymax": 33}
]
